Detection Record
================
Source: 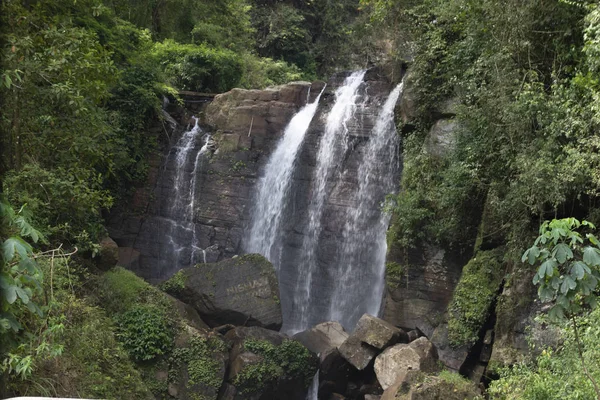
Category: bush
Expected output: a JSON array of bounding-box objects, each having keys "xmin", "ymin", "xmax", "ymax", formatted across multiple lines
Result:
[
  {"xmin": 4, "ymin": 164, "xmax": 112, "ymax": 252},
  {"xmin": 115, "ymin": 305, "xmax": 174, "ymax": 362},
  {"xmin": 234, "ymin": 339, "xmax": 317, "ymax": 394},
  {"xmin": 151, "ymin": 40, "xmax": 244, "ymax": 92}
]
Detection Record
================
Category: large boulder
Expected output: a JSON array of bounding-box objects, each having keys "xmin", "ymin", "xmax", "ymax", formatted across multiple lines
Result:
[
  {"xmin": 224, "ymin": 326, "xmax": 319, "ymax": 400},
  {"xmin": 374, "ymin": 338, "xmax": 438, "ymax": 390},
  {"xmin": 381, "ymin": 370, "xmax": 479, "ymax": 400},
  {"xmin": 339, "ymin": 314, "xmax": 407, "ymax": 370},
  {"xmin": 425, "ymin": 119, "xmax": 457, "ymax": 158},
  {"xmin": 162, "ymin": 254, "xmax": 282, "ymax": 329},
  {"xmin": 294, "ymin": 321, "xmax": 349, "ymax": 358}
]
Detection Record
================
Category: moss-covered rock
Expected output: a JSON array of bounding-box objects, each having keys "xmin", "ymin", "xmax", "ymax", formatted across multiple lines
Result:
[
  {"xmin": 446, "ymin": 249, "xmax": 504, "ymax": 347},
  {"xmin": 162, "ymin": 254, "xmax": 282, "ymax": 329},
  {"xmin": 224, "ymin": 326, "xmax": 318, "ymax": 400},
  {"xmin": 168, "ymin": 331, "xmax": 229, "ymax": 400}
]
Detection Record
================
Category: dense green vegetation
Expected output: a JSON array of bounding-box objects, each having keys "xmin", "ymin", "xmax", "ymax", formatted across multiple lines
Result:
[
  {"xmin": 4, "ymin": 0, "xmax": 600, "ymax": 397},
  {"xmin": 370, "ymin": 0, "xmax": 600, "ymax": 397},
  {"xmin": 489, "ymin": 307, "xmax": 600, "ymax": 399}
]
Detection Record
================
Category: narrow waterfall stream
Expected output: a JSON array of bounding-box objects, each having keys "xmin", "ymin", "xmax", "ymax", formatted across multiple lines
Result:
[
  {"xmin": 159, "ymin": 117, "xmax": 212, "ymax": 277},
  {"xmin": 245, "ymin": 88, "xmax": 325, "ymax": 267}
]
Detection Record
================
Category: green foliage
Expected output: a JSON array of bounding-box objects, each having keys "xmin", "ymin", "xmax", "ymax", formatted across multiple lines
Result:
[
  {"xmin": 160, "ymin": 269, "xmax": 186, "ymax": 294},
  {"xmin": 96, "ymin": 267, "xmax": 154, "ymax": 314},
  {"xmin": 3, "ymin": 250, "xmax": 151, "ymax": 399},
  {"xmin": 385, "ymin": 261, "xmax": 405, "ymax": 287},
  {"xmin": 5, "ymin": 164, "xmax": 112, "ymax": 252},
  {"xmin": 116, "ymin": 305, "xmax": 174, "ymax": 361},
  {"xmin": 488, "ymin": 307, "xmax": 600, "ymax": 399},
  {"xmin": 447, "ymin": 250, "xmax": 504, "ymax": 347},
  {"xmin": 522, "ymin": 218, "xmax": 600, "ymax": 321},
  {"xmin": 384, "ymin": 0, "xmax": 600, "ymax": 269},
  {"xmin": 151, "ymin": 40, "xmax": 244, "ymax": 92},
  {"xmin": 169, "ymin": 335, "xmax": 226, "ymax": 390},
  {"xmin": 234, "ymin": 339, "xmax": 317, "ymax": 394}
]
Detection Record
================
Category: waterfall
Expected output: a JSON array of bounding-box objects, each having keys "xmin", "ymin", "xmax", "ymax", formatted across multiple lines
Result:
[
  {"xmin": 245, "ymin": 88, "xmax": 325, "ymax": 267},
  {"xmin": 289, "ymin": 71, "xmax": 366, "ymax": 334},
  {"xmin": 159, "ymin": 117, "xmax": 212, "ymax": 277},
  {"xmin": 328, "ymin": 82, "xmax": 403, "ymax": 329},
  {"xmin": 306, "ymin": 372, "xmax": 319, "ymax": 400}
]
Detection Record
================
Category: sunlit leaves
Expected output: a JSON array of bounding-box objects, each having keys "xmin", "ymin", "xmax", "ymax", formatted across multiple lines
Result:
[{"xmin": 525, "ymin": 218, "xmax": 600, "ymax": 322}]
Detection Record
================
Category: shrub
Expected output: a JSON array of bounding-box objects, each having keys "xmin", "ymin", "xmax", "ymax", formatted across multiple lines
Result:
[
  {"xmin": 151, "ymin": 40, "xmax": 243, "ymax": 92},
  {"xmin": 234, "ymin": 339, "xmax": 317, "ymax": 394},
  {"xmin": 115, "ymin": 305, "xmax": 174, "ymax": 362}
]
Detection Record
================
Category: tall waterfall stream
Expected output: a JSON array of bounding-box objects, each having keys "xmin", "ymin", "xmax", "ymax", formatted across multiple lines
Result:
[{"xmin": 246, "ymin": 73, "xmax": 403, "ymax": 334}]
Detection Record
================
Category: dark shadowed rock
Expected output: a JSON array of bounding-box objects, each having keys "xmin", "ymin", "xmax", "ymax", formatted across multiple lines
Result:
[
  {"xmin": 162, "ymin": 254, "xmax": 282, "ymax": 329},
  {"xmin": 407, "ymin": 330, "xmax": 421, "ymax": 343},
  {"xmin": 430, "ymin": 323, "xmax": 470, "ymax": 371},
  {"xmin": 294, "ymin": 321, "xmax": 349, "ymax": 357},
  {"xmin": 167, "ymin": 294, "xmax": 210, "ymax": 331},
  {"xmin": 384, "ymin": 243, "xmax": 469, "ymax": 338},
  {"xmin": 95, "ymin": 237, "xmax": 119, "ymax": 271},
  {"xmin": 224, "ymin": 326, "xmax": 318, "ymax": 400},
  {"xmin": 319, "ymin": 348, "xmax": 352, "ymax": 395}
]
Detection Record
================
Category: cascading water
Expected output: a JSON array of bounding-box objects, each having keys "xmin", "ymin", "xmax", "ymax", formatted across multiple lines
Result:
[
  {"xmin": 289, "ymin": 71, "xmax": 366, "ymax": 334},
  {"xmin": 158, "ymin": 117, "xmax": 212, "ymax": 278},
  {"xmin": 328, "ymin": 82, "xmax": 403, "ymax": 329},
  {"xmin": 245, "ymin": 88, "xmax": 325, "ymax": 266}
]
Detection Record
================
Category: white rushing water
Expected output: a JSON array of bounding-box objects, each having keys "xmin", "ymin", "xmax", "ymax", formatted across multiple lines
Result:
[
  {"xmin": 329, "ymin": 82, "xmax": 403, "ymax": 328},
  {"xmin": 289, "ymin": 71, "xmax": 366, "ymax": 334},
  {"xmin": 306, "ymin": 371, "xmax": 319, "ymax": 400},
  {"xmin": 160, "ymin": 117, "xmax": 212, "ymax": 276},
  {"xmin": 245, "ymin": 88, "xmax": 325, "ymax": 267}
]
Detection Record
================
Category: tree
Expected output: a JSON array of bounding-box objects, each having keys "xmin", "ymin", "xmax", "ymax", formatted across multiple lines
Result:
[{"xmin": 523, "ymin": 218, "xmax": 600, "ymax": 398}]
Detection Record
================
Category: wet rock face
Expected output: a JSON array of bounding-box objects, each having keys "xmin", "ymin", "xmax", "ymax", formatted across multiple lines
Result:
[
  {"xmin": 162, "ymin": 254, "xmax": 282, "ymax": 330},
  {"xmin": 383, "ymin": 244, "xmax": 468, "ymax": 337}
]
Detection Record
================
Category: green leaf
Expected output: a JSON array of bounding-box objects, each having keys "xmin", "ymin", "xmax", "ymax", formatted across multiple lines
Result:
[
  {"xmin": 524, "ymin": 246, "xmax": 540, "ymax": 265},
  {"xmin": 2, "ymin": 237, "xmax": 32, "ymax": 263},
  {"xmin": 587, "ymin": 233, "xmax": 600, "ymax": 246},
  {"xmin": 5, "ymin": 285, "xmax": 17, "ymax": 304},
  {"xmin": 540, "ymin": 259, "xmax": 557, "ymax": 277},
  {"xmin": 560, "ymin": 276, "xmax": 577, "ymax": 294},
  {"xmin": 539, "ymin": 286, "xmax": 554, "ymax": 302},
  {"xmin": 571, "ymin": 261, "xmax": 587, "ymax": 280},
  {"xmin": 583, "ymin": 246, "xmax": 600, "ymax": 266},
  {"xmin": 548, "ymin": 305, "xmax": 566, "ymax": 321},
  {"xmin": 553, "ymin": 243, "xmax": 573, "ymax": 264},
  {"xmin": 15, "ymin": 287, "xmax": 29, "ymax": 304}
]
